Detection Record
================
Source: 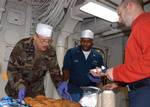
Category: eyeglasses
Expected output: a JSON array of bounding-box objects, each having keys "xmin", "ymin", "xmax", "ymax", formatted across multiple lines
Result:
[{"xmin": 37, "ymin": 35, "xmax": 52, "ymax": 44}]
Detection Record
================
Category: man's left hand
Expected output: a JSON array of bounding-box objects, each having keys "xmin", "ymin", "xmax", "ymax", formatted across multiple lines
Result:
[{"xmin": 90, "ymin": 67, "xmax": 105, "ymax": 77}]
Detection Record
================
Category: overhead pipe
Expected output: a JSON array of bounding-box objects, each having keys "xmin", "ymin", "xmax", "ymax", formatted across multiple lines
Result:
[
  {"xmin": 38, "ymin": 0, "xmax": 57, "ymax": 20},
  {"xmin": 0, "ymin": 0, "xmax": 6, "ymax": 30},
  {"xmin": 56, "ymin": 0, "xmax": 92, "ymax": 70}
]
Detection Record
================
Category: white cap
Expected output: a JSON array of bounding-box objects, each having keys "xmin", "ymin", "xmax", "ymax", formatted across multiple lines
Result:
[
  {"xmin": 36, "ymin": 23, "xmax": 53, "ymax": 37},
  {"xmin": 81, "ymin": 29, "xmax": 94, "ymax": 39}
]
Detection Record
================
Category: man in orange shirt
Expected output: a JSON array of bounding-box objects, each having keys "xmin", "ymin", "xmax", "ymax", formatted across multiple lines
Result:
[{"xmin": 90, "ymin": 0, "xmax": 150, "ymax": 107}]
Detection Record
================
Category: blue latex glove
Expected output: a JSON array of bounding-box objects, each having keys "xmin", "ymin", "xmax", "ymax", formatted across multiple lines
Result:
[
  {"xmin": 61, "ymin": 90, "xmax": 72, "ymax": 100},
  {"xmin": 18, "ymin": 88, "xmax": 26, "ymax": 101},
  {"xmin": 57, "ymin": 81, "xmax": 72, "ymax": 100},
  {"xmin": 88, "ymin": 74, "xmax": 101, "ymax": 83}
]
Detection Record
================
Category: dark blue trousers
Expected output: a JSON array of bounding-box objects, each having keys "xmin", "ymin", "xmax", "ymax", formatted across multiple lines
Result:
[
  {"xmin": 68, "ymin": 83, "xmax": 83, "ymax": 102},
  {"xmin": 128, "ymin": 86, "xmax": 150, "ymax": 107}
]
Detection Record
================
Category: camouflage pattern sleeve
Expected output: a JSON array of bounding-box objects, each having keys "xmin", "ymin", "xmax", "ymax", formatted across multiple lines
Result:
[
  {"xmin": 48, "ymin": 46, "xmax": 62, "ymax": 87},
  {"xmin": 7, "ymin": 40, "xmax": 26, "ymax": 91}
]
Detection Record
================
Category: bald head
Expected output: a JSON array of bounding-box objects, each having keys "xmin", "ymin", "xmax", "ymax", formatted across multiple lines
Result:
[
  {"xmin": 120, "ymin": 0, "xmax": 144, "ymax": 9},
  {"xmin": 118, "ymin": 0, "xmax": 144, "ymax": 26}
]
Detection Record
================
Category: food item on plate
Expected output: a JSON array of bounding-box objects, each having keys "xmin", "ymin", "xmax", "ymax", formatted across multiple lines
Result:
[
  {"xmin": 24, "ymin": 95, "xmax": 81, "ymax": 107},
  {"xmin": 35, "ymin": 95, "xmax": 47, "ymax": 100}
]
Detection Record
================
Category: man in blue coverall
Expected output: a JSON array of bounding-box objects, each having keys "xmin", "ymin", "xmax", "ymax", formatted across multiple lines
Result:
[{"xmin": 57, "ymin": 29, "xmax": 104, "ymax": 102}]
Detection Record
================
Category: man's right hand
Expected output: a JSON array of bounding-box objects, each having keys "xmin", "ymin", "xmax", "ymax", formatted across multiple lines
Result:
[
  {"xmin": 103, "ymin": 82, "xmax": 120, "ymax": 90},
  {"xmin": 90, "ymin": 67, "xmax": 114, "ymax": 81},
  {"xmin": 57, "ymin": 81, "xmax": 72, "ymax": 100}
]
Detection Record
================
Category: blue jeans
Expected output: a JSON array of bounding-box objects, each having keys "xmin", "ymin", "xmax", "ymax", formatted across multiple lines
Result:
[{"xmin": 128, "ymin": 86, "xmax": 150, "ymax": 107}]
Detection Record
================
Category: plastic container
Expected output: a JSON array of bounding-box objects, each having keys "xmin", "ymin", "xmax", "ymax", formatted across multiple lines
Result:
[
  {"xmin": 79, "ymin": 86, "xmax": 102, "ymax": 107},
  {"xmin": 101, "ymin": 90, "xmax": 115, "ymax": 107}
]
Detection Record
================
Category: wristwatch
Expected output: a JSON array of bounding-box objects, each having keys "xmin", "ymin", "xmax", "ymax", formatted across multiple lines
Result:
[{"xmin": 101, "ymin": 65, "xmax": 107, "ymax": 73}]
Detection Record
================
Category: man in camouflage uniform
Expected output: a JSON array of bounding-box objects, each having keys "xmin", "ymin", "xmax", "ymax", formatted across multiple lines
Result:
[{"xmin": 5, "ymin": 23, "xmax": 61, "ymax": 100}]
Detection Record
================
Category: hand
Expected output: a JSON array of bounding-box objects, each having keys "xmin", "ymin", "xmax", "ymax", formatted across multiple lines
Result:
[
  {"xmin": 57, "ymin": 81, "xmax": 72, "ymax": 100},
  {"xmin": 105, "ymin": 68, "xmax": 114, "ymax": 81},
  {"xmin": 90, "ymin": 67, "xmax": 105, "ymax": 77},
  {"xmin": 103, "ymin": 82, "xmax": 119, "ymax": 90},
  {"xmin": 18, "ymin": 88, "xmax": 26, "ymax": 101},
  {"xmin": 61, "ymin": 90, "xmax": 72, "ymax": 100},
  {"xmin": 88, "ymin": 74, "xmax": 101, "ymax": 83}
]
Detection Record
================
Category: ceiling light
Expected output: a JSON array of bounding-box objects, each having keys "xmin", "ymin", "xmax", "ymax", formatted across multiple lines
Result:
[{"xmin": 80, "ymin": 1, "xmax": 119, "ymax": 22}]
